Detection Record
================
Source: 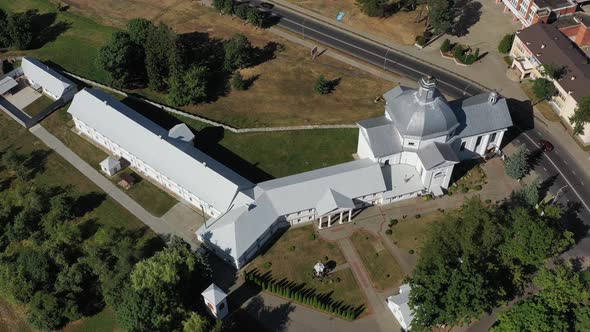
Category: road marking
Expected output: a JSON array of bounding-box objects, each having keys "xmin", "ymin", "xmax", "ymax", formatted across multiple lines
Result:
[
  {"xmin": 280, "ymin": 17, "xmax": 470, "ymax": 95},
  {"xmin": 518, "ymin": 127, "xmax": 590, "ymax": 214},
  {"xmin": 572, "ymin": 170, "xmax": 577, "ymax": 175},
  {"xmin": 563, "ymin": 160, "xmax": 567, "ymax": 165},
  {"xmin": 581, "ymin": 181, "xmax": 585, "ymax": 187},
  {"xmin": 543, "ymin": 167, "xmax": 548, "ymax": 172},
  {"xmin": 536, "ymin": 132, "xmax": 542, "ymax": 137}
]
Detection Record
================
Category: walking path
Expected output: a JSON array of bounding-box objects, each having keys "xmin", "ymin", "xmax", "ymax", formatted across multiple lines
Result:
[{"xmin": 28, "ymin": 124, "xmax": 201, "ymax": 249}]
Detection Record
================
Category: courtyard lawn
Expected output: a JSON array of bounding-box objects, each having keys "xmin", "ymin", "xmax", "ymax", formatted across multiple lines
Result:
[
  {"xmin": 21, "ymin": 95, "xmax": 55, "ymax": 118},
  {"xmin": 388, "ymin": 212, "xmax": 443, "ymax": 253},
  {"xmin": 449, "ymin": 159, "xmax": 487, "ymax": 194},
  {"xmin": 247, "ymin": 225, "xmax": 366, "ymax": 308},
  {"xmin": 350, "ymin": 231, "xmax": 404, "ymax": 291},
  {"xmin": 521, "ymin": 81, "xmax": 561, "ymax": 123},
  {"xmin": 42, "ymin": 106, "xmax": 178, "ymax": 217},
  {"xmin": 284, "ymin": 0, "xmax": 423, "ymax": 45}
]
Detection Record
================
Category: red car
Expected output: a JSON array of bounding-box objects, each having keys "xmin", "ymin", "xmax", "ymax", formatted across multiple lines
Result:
[{"xmin": 538, "ymin": 140, "xmax": 554, "ymax": 152}]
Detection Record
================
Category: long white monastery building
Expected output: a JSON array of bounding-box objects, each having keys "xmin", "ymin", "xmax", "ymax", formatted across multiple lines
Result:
[{"xmin": 68, "ymin": 77, "xmax": 512, "ymax": 269}]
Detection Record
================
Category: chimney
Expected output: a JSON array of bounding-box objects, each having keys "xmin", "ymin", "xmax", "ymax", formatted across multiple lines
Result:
[
  {"xmin": 571, "ymin": 76, "xmax": 576, "ymax": 80},
  {"xmin": 541, "ymin": 43, "xmax": 546, "ymax": 49},
  {"xmin": 488, "ymin": 91, "xmax": 498, "ymax": 105},
  {"xmin": 416, "ymin": 76, "xmax": 437, "ymax": 103},
  {"xmin": 536, "ymin": 53, "xmax": 542, "ymax": 57},
  {"xmin": 202, "ymin": 162, "xmax": 207, "ymax": 167}
]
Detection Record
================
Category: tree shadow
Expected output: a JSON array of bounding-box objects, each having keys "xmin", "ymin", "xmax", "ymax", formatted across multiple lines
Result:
[
  {"xmin": 525, "ymin": 148, "xmax": 543, "ymax": 172},
  {"xmin": 74, "ymin": 192, "xmax": 106, "ymax": 217},
  {"xmin": 451, "ymin": 0, "xmax": 482, "ymax": 37},
  {"xmin": 24, "ymin": 149, "xmax": 51, "ymax": 178},
  {"xmin": 30, "ymin": 11, "xmax": 72, "ymax": 49},
  {"xmin": 562, "ymin": 201, "xmax": 590, "ymax": 243},
  {"xmin": 251, "ymin": 42, "xmax": 283, "ymax": 67},
  {"xmin": 241, "ymin": 295, "xmax": 295, "ymax": 332},
  {"xmin": 538, "ymin": 174, "xmax": 558, "ymax": 200}
]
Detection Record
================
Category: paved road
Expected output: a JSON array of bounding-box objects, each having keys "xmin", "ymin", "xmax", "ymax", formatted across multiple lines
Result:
[{"xmin": 254, "ymin": 2, "xmax": 590, "ymax": 257}]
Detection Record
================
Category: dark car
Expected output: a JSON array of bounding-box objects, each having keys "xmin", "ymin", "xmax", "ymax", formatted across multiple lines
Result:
[
  {"xmin": 538, "ymin": 139, "xmax": 554, "ymax": 152},
  {"xmin": 259, "ymin": 2, "xmax": 274, "ymax": 9}
]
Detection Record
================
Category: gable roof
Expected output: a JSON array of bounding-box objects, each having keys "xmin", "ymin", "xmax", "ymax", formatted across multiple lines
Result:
[
  {"xmin": 516, "ymin": 23, "xmax": 590, "ymax": 103},
  {"xmin": 417, "ymin": 142, "xmax": 459, "ymax": 170},
  {"xmin": 315, "ymin": 188, "xmax": 356, "ymax": 216},
  {"xmin": 168, "ymin": 123, "xmax": 195, "ymax": 143},
  {"xmin": 201, "ymin": 283, "xmax": 227, "ymax": 305},
  {"xmin": 21, "ymin": 57, "xmax": 74, "ymax": 99},
  {"xmin": 67, "ymin": 89, "xmax": 254, "ymax": 212},
  {"xmin": 387, "ymin": 283, "xmax": 415, "ymax": 328},
  {"xmin": 358, "ymin": 116, "xmax": 402, "ymax": 157},
  {"xmin": 100, "ymin": 156, "xmax": 120, "ymax": 169},
  {"xmin": 450, "ymin": 93, "xmax": 513, "ymax": 139}
]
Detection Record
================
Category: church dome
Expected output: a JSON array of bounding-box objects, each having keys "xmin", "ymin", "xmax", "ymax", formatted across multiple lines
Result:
[{"xmin": 384, "ymin": 77, "xmax": 459, "ymax": 140}]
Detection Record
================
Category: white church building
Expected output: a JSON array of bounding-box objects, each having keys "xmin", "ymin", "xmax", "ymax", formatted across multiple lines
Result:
[{"xmin": 65, "ymin": 77, "xmax": 512, "ymax": 270}]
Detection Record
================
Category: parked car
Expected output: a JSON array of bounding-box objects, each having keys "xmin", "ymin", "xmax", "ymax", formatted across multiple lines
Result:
[
  {"xmin": 259, "ymin": 2, "xmax": 274, "ymax": 10},
  {"xmin": 538, "ymin": 139, "xmax": 554, "ymax": 152}
]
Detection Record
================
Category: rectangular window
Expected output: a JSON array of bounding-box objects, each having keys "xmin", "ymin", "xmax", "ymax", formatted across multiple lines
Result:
[
  {"xmin": 490, "ymin": 133, "xmax": 497, "ymax": 143},
  {"xmin": 475, "ymin": 136, "xmax": 482, "ymax": 147},
  {"xmin": 460, "ymin": 141, "xmax": 466, "ymax": 151},
  {"xmin": 408, "ymin": 142, "xmax": 415, "ymax": 146}
]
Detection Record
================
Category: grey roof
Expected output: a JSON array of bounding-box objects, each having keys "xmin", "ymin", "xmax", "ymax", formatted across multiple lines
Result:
[
  {"xmin": 100, "ymin": 155, "xmax": 120, "ymax": 169},
  {"xmin": 257, "ymin": 159, "xmax": 387, "ymax": 215},
  {"xmin": 201, "ymin": 283, "xmax": 227, "ymax": 304},
  {"xmin": 168, "ymin": 123, "xmax": 195, "ymax": 143},
  {"xmin": 382, "ymin": 164, "xmax": 425, "ymax": 198},
  {"xmin": 358, "ymin": 117, "xmax": 402, "ymax": 157},
  {"xmin": 450, "ymin": 92, "xmax": 513, "ymax": 139},
  {"xmin": 387, "ymin": 284, "xmax": 414, "ymax": 328},
  {"xmin": 21, "ymin": 57, "xmax": 74, "ymax": 99},
  {"xmin": 417, "ymin": 142, "xmax": 459, "ymax": 170},
  {"xmin": 0, "ymin": 76, "xmax": 17, "ymax": 95},
  {"xmin": 315, "ymin": 188, "xmax": 356, "ymax": 216},
  {"xmin": 68, "ymin": 89, "xmax": 254, "ymax": 212},
  {"xmin": 384, "ymin": 79, "xmax": 460, "ymax": 140},
  {"xmin": 199, "ymin": 193, "xmax": 279, "ymax": 260}
]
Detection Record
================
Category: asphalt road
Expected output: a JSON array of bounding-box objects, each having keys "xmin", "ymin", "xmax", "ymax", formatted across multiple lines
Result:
[{"xmin": 255, "ymin": 2, "xmax": 590, "ymax": 256}]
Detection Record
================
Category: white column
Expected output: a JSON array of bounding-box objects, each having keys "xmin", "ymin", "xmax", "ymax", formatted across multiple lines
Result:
[
  {"xmin": 348, "ymin": 210, "xmax": 352, "ymax": 222},
  {"xmin": 479, "ymin": 134, "xmax": 491, "ymax": 156},
  {"xmin": 318, "ymin": 216, "xmax": 322, "ymax": 229},
  {"xmin": 328, "ymin": 214, "xmax": 332, "ymax": 227},
  {"xmin": 339, "ymin": 212, "xmax": 343, "ymax": 224}
]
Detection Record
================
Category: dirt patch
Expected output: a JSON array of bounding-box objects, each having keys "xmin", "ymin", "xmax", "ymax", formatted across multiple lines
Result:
[{"xmin": 0, "ymin": 301, "xmax": 32, "ymax": 332}]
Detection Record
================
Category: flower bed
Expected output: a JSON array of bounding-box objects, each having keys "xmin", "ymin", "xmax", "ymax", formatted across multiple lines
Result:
[{"xmin": 440, "ymin": 39, "xmax": 480, "ymax": 66}]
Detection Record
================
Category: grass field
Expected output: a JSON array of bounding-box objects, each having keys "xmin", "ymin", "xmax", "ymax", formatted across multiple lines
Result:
[
  {"xmin": 115, "ymin": 169, "xmax": 178, "ymax": 217},
  {"xmin": 0, "ymin": 112, "xmax": 159, "ymax": 332},
  {"xmin": 389, "ymin": 212, "xmax": 442, "ymax": 253},
  {"xmin": 2, "ymin": 0, "xmax": 391, "ymax": 128},
  {"xmin": 22, "ymin": 95, "xmax": 54, "ymax": 118},
  {"xmin": 521, "ymin": 81, "xmax": 561, "ymax": 123},
  {"xmin": 247, "ymin": 225, "xmax": 366, "ymax": 307},
  {"xmin": 350, "ymin": 230, "xmax": 404, "ymax": 290},
  {"xmin": 284, "ymin": 0, "xmax": 424, "ymax": 45}
]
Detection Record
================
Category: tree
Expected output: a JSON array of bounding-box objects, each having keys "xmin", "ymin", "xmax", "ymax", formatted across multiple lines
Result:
[
  {"xmin": 504, "ymin": 147, "xmax": 528, "ymax": 180},
  {"xmin": 409, "ymin": 198, "xmax": 508, "ymax": 329},
  {"xmin": 235, "ymin": 3, "xmax": 249, "ymax": 20},
  {"xmin": 427, "ymin": 0, "xmax": 453, "ymax": 34},
  {"xmin": 231, "ymin": 71, "xmax": 247, "ymax": 90},
  {"xmin": 569, "ymin": 95, "xmax": 590, "ymax": 136},
  {"xmin": 246, "ymin": 7, "xmax": 264, "ymax": 27},
  {"xmin": 182, "ymin": 312, "xmax": 210, "ymax": 332},
  {"xmin": 145, "ymin": 23, "xmax": 176, "ymax": 91},
  {"xmin": 531, "ymin": 78, "xmax": 556, "ymax": 101},
  {"xmin": 126, "ymin": 18, "xmax": 154, "ymax": 45},
  {"xmin": 498, "ymin": 33, "xmax": 515, "ymax": 54},
  {"xmin": 116, "ymin": 284, "xmax": 174, "ymax": 332},
  {"xmin": 97, "ymin": 31, "xmax": 144, "ymax": 88},
  {"xmin": 7, "ymin": 10, "xmax": 35, "ymax": 50},
  {"xmin": 167, "ymin": 66, "xmax": 210, "ymax": 106},
  {"xmin": 27, "ymin": 292, "xmax": 64, "ymax": 331},
  {"xmin": 440, "ymin": 38, "xmax": 451, "ymax": 53},
  {"xmin": 0, "ymin": 9, "xmax": 10, "ymax": 48},
  {"xmin": 314, "ymin": 75, "xmax": 332, "ymax": 95},
  {"xmin": 356, "ymin": 0, "xmax": 389, "ymax": 17},
  {"xmin": 541, "ymin": 63, "xmax": 565, "ymax": 80},
  {"xmin": 224, "ymin": 34, "xmax": 253, "ymax": 71},
  {"xmin": 520, "ymin": 178, "xmax": 540, "ymax": 207}
]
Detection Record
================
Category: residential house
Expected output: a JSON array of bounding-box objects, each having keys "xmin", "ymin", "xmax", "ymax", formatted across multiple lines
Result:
[{"xmin": 510, "ymin": 23, "xmax": 590, "ymax": 145}]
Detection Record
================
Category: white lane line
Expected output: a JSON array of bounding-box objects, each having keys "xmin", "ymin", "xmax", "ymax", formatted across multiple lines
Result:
[
  {"xmin": 519, "ymin": 127, "xmax": 590, "ymax": 214},
  {"xmin": 563, "ymin": 160, "xmax": 567, "ymax": 165},
  {"xmin": 281, "ymin": 17, "xmax": 470, "ymax": 95},
  {"xmin": 581, "ymin": 181, "xmax": 585, "ymax": 187},
  {"xmin": 572, "ymin": 170, "xmax": 577, "ymax": 175},
  {"xmin": 536, "ymin": 132, "xmax": 542, "ymax": 137},
  {"xmin": 543, "ymin": 167, "xmax": 548, "ymax": 172}
]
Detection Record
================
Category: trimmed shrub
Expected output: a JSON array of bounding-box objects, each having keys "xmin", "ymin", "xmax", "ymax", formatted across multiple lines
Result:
[
  {"xmin": 415, "ymin": 214, "xmax": 421, "ymax": 219},
  {"xmin": 263, "ymin": 261, "xmax": 272, "ymax": 269},
  {"xmin": 309, "ymin": 233, "xmax": 316, "ymax": 240},
  {"xmin": 409, "ymin": 249, "xmax": 415, "ymax": 254},
  {"xmin": 289, "ymin": 245, "xmax": 296, "ymax": 251},
  {"xmin": 440, "ymin": 39, "xmax": 452, "ymax": 53},
  {"xmin": 389, "ymin": 218, "xmax": 398, "ymax": 226},
  {"xmin": 231, "ymin": 71, "xmax": 247, "ymax": 90},
  {"xmin": 461, "ymin": 187, "xmax": 469, "ymax": 193},
  {"xmin": 416, "ymin": 35, "xmax": 428, "ymax": 47},
  {"xmin": 498, "ymin": 33, "xmax": 515, "ymax": 54},
  {"xmin": 474, "ymin": 184, "xmax": 483, "ymax": 191},
  {"xmin": 385, "ymin": 229, "xmax": 393, "ymax": 235}
]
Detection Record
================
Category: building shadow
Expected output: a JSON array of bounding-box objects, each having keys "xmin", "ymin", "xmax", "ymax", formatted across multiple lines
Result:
[
  {"xmin": 562, "ymin": 201, "xmax": 590, "ymax": 243},
  {"xmin": 506, "ymin": 98, "xmax": 535, "ymax": 131},
  {"xmin": 238, "ymin": 295, "xmax": 295, "ymax": 332},
  {"xmin": 451, "ymin": 0, "xmax": 482, "ymax": 37},
  {"xmin": 121, "ymin": 95, "xmax": 274, "ymax": 183}
]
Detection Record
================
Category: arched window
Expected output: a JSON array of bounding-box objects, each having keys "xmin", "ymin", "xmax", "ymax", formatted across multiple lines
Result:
[{"xmin": 434, "ymin": 171, "xmax": 444, "ymax": 178}]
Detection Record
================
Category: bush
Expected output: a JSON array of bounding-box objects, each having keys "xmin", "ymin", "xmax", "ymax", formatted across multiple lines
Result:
[
  {"xmin": 461, "ymin": 187, "xmax": 469, "ymax": 193},
  {"xmin": 416, "ymin": 35, "xmax": 428, "ymax": 47},
  {"xmin": 452, "ymin": 44, "xmax": 464, "ymax": 59},
  {"xmin": 485, "ymin": 199, "xmax": 492, "ymax": 204},
  {"xmin": 408, "ymin": 249, "xmax": 415, "ymax": 255},
  {"xmin": 415, "ymin": 214, "xmax": 421, "ymax": 219},
  {"xmin": 474, "ymin": 185, "xmax": 483, "ymax": 191},
  {"xmin": 289, "ymin": 245, "xmax": 296, "ymax": 251},
  {"xmin": 389, "ymin": 219, "xmax": 399, "ymax": 226},
  {"xmin": 324, "ymin": 256, "xmax": 329, "ymax": 261},
  {"xmin": 440, "ymin": 39, "xmax": 452, "ymax": 53},
  {"xmin": 498, "ymin": 33, "xmax": 515, "ymax": 54},
  {"xmin": 309, "ymin": 233, "xmax": 316, "ymax": 241},
  {"xmin": 314, "ymin": 75, "xmax": 333, "ymax": 95},
  {"xmin": 232, "ymin": 72, "xmax": 247, "ymax": 91},
  {"xmin": 448, "ymin": 191, "xmax": 453, "ymax": 196},
  {"xmin": 385, "ymin": 229, "xmax": 393, "ymax": 235},
  {"xmin": 422, "ymin": 194, "xmax": 433, "ymax": 201},
  {"xmin": 263, "ymin": 261, "xmax": 272, "ymax": 269}
]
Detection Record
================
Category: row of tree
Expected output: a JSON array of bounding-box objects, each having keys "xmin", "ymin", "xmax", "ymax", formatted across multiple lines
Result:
[
  {"xmin": 0, "ymin": 9, "xmax": 38, "ymax": 50},
  {"xmin": 492, "ymin": 261, "xmax": 589, "ymax": 331},
  {"xmin": 245, "ymin": 270, "xmax": 360, "ymax": 320},
  {"xmin": 97, "ymin": 18, "xmax": 262, "ymax": 106},
  {"xmin": 212, "ymin": 0, "xmax": 270, "ymax": 27},
  {"xmin": 0, "ymin": 147, "xmax": 216, "ymax": 331},
  {"xmin": 407, "ymin": 197, "xmax": 573, "ymax": 331}
]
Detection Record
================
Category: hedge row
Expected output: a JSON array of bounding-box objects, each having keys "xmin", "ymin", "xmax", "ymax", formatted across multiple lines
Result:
[{"xmin": 244, "ymin": 271, "xmax": 360, "ymax": 320}]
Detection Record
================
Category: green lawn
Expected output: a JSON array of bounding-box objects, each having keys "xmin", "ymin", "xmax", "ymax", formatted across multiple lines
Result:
[
  {"xmin": 388, "ymin": 212, "xmax": 443, "ymax": 253},
  {"xmin": 22, "ymin": 94, "xmax": 55, "ymax": 118},
  {"xmin": 350, "ymin": 231, "xmax": 404, "ymax": 291},
  {"xmin": 115, "ymin": 169, "xmax": 177, "ymax": 217},
  {"xmin": 521, "ymin": 81, "xmax": 561, "ymax": 123},
  {"xmin": 248, "ymin": 225, "xmax": 366, "ymax": 309},
  {"xmin": 0, "ymin": 0, "xmax": 116, "ymax": 83},
  {"xmin": 63, "ymin": 308, "xmax": 123, "ymax": 332},
  {"xmin": 0, "ymin": 111, "xmax": 159, "ymax": 332}
]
